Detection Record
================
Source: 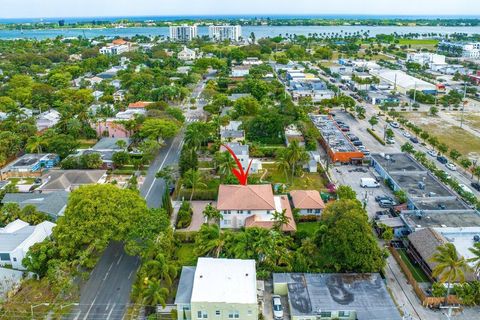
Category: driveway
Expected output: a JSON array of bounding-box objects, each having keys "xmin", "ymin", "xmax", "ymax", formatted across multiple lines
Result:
[{"xmin": 175, "ymin": 201, "xmax": 216, "ymax": 232}]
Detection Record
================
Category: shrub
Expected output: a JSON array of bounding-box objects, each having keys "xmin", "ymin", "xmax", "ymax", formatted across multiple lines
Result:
[
  {"xmin": 176, "ymin": 201, "xmax": 193, "ymax": 229},
  {"xmin": 367, "ymin": 128, "xmax": 386, "ymax": 146}
]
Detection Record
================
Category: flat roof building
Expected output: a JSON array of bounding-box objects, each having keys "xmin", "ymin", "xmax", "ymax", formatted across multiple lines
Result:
[
  {"xmin": 175, "ymin": 258, "xmax": 258, "ymax": 320},
  {"xmin": 170, "ymin": 25, "xmax": 198, "ymax": 42},
  {"xmin": 209, "ymin": 25, "xmax": 242, "ymax": 42},
  {"xmin": 1, "ymin": 154, "xmax": 59, "ymax": 174},
  {"xmin": 370, "ymin": 69, "xmax": 437, "ymax": 94},
  {"xmin": 273, "ymin": 273, "xmax": 401, "ymax": 320}
]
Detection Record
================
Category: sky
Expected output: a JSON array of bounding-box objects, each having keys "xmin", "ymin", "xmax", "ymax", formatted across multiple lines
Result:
[{"xmin": 1, "ymin": 0, "xmax": 479, "ymax": 19}]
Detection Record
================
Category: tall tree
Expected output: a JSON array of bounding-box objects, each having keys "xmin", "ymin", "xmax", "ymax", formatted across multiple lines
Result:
[{"xmin": 183, "ymin": 169, "xmax": 206, "ymax": 201}]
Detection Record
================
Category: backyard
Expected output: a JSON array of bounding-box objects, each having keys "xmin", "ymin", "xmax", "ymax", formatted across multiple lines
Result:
[
  {"xmin": 255, "ymin": 163, "xmax": 329, "ymax": 191},
  {"xmin": 397, "ymin": 248, "xmax": 431, "ymax": 283}
]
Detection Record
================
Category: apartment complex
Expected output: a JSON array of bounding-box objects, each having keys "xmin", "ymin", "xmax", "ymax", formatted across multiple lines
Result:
[
  {"xmin": 209, "ymin": 25, "xmax": 242, "ymax": 42},
  {"xmin": 170, "ymin": 25, "xmax": 198, "ymax": 42},
  {"xmin": 439, "ymin": 41, "xmax": 480, "ymax": 59},
  {"xmin": 175, "ymin": 258, "xmax": 258, "ymax": 320}
]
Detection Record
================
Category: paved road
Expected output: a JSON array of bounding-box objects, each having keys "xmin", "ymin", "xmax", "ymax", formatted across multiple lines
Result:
[
  {"xmin": 67, "ymin": 77, "xmax": 211, "ymax": 320},
  {"xmin": 68, "ymin": 242, "xmax": 140, "ymax": 320}
]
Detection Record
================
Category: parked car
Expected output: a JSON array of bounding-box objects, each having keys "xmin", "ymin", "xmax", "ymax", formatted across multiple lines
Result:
[
  {"xmin": 340, "ymin": 127, "xmax": 350, "ymax": 132},
  {"xmin": 445, "ymin": 163, "xmax": 457, "ymax": 171},
  {"xmin": 459, "ymin": 184, "xmax": 474, "ymax": 195},
  {"xmin": 362, "ymin": 150, "xmax": 371, "ymax": 156},
  {"xmin": 375, "ymin": 195, "xmax": 394, "ymax": 202},
  {"xmin": 437, "ymin": 156, "xmax": 448, "ymax": 164},
  {"xmin": 379, "ymin": 199, "xmax": 395, "ymax": 208},
  {"xmin": 386, "ymin": 138, "xmax": 395, "ymax": 144},
  {"xmin": 471, "ymin": 183, "xmax": 480, "ymax": 192},
  {"xmin": 272, "ymin": 295, "xmax": 284, "ymax": 320},
  {"xmin": 410, "ymin": 137, "xmax": 419, "ymax": 144},
  {"xmin": 427, "ymin": 150, "xmax": 438, "ymax": 157},
  {"xmin": 390, "ymin": 122, "xmax": 400, "ymax": 128},
  {"xmin": 360, "ymin": 178, "xmax": 380, "ymax": 188},
  {"xmin": 352, "ymin": 140, "xmax": 363, "ymax": 146},
  {"xmin": 402, "ymin": 131, "xmax": 412, "ymax": 138}
]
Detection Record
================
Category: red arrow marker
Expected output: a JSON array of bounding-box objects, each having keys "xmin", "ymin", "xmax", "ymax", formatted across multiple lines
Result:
[{"xmin": 221, "ymin": 144, "xmax": 252, "ymax": 186}]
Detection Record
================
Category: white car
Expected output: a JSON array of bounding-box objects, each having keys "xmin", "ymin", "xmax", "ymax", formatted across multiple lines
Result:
[
  {"xmin": 402, "ymin": 131, "xmax": 412, "ymax": 138},
  {"xmin": 272, "ymin": 295, "xmax": 284, "ymax": 320},
  {"xmin": 386, "ymin": 138, "xmax": 395, "ymax": 144},
  {"xmin": 390, "ymin": 122, "xmax": 400, "ymax": 128},
  {"xmin": 427, "ymin": 150, "xmax": 438, "ymax": 157},
  {"xmin": 445, "ymin": 163, "xmax": 457, "ymax": 171}
]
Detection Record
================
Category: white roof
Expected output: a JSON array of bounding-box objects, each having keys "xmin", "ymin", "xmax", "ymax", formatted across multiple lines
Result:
[
  {"xmin": 434, "ymin": 227, "xmax": 480, "ymax": 267},
  {"xmin": 191, "ymin": 258, "xmax": 257, "ymax": 304},
  {"xmin": 371, "ymin": 69, "xmax": 436, "ymax": 91}
]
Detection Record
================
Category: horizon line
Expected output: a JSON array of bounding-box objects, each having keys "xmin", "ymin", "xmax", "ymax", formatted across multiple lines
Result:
[{"xmin": 1, "ymin": 13, "xmax": 480, "ymax": 20}]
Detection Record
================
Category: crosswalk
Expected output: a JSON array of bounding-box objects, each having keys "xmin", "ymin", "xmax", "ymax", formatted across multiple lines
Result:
[{"xmin": 186, "ymin": 117, "xmax": 200, "ymax": 123}]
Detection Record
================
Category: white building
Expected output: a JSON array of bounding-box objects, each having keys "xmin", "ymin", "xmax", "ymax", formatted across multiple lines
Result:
[
  {"xmin": 0, "ymin": 219, "xmax": 56, "ymax": 270},
  {"xmin": 440, "ymin": 42, "xmax": 480, "ymax": 59},
  {"xmin": 175, "ymin": 258, "xmax": 258, "ymax": 320},
  {"xmin": 220, "ymin": 142, "xmax": 261, "ymax": 173},
  {"xmin": 217, "ymin": 184, "xmax": 296, "ymax": 231},
  {"xmin": 209, "ymin": 25, "xmax": 242, "ymax": 42},
  {"xmin": 231, "ymin": 65, "xmax": 251, "ymax": 78},
  {"xmin": 369, "ymin": 69, "xmax": 437, "ymax": 94},
  {"xmin": 36, "ymin": 109, "xmax": 61, "ymax": 131},
  {"xmin": 406, "ymin": 53, "xmax": 446, "ymax": 68},
  {"xmin": 169, "ymin": 25, "xmax": 198, "ymax": 42},
  {"xmin": 99, "ymin": 44, "xmax": 129, "ymax": 55},
  {"xmin": 177, "ymin": 46, "xmax": 197, "ymax": 61}
]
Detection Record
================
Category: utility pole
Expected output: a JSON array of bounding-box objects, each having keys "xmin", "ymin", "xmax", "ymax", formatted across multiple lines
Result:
[{"xmin": 461, "ymin": 80, "xmax": 467, "ymax": 128}]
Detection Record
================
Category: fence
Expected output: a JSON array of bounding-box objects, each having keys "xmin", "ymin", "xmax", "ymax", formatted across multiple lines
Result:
[{"xmin": 388, "ymin": 246, "xmax": 461, "ymax": 308}]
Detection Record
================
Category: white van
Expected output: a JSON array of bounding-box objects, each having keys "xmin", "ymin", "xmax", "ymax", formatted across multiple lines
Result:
[
  {"xmin": 360, "ymin": 178, "xmax": 380, "ymax": 188},
  {"xmin": 459, "ymin": 184, "xmax": 473, "ymax": 195}
]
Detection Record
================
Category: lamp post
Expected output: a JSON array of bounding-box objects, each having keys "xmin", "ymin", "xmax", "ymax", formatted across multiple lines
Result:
[{"xmin": 31, "ymin": 303, "xmax": 49, "ymax": 319}]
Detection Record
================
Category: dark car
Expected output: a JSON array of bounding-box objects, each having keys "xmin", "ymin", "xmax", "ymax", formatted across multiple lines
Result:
[
  {"xmin": 437, "ymin": 156, "xmax": 448, "ymax": 164},
  {"xmin": 471, "ymin": 183, "xmax": 480, "ymax": 192},
  {"xmin": 410, "ymin": 137, "xmax": 419, "ymax": 144},
  {"xmin": 352, "ymin": 140, "xmax": 363, "ymax": 146},
  {"xmin": 375, "ymin": 195, "xmax": 394, "ymax": 202}
]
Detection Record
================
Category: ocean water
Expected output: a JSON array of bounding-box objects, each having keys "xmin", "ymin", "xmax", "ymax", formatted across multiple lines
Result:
[{"xmin": 1, "ymin": 25, "xmax": 480, "ymax": 40}]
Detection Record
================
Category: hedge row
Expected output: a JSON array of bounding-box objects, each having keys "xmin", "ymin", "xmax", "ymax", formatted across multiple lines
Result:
[{"xmin": 367, "ymin": 128, "xmax": 386, "ymax": 146}]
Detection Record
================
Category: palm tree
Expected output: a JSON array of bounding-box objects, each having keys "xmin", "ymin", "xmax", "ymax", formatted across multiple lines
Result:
[
  {"xmin": 203, "ymin": 203, "xmax": 222, "ymax": 224},
  {"xmin": 430, "ymin": 243, "xmax": 471, "ymax": 306},
  {"xmin": 285, "ymin": 140, "xmax": 309, "ymax": 182},
  {"xmin": 468, "ymin": 242, "xmax": 480, "ymax": 276},
  {"xmin": 143, "ymin": 278, "xmax": 169, "ymax": 313},
  {"xmin": 277, "ymin": 151, "xmax": 291, "ymax": 182},
  {"xmin": 194, "ymin": 224, "xmax": 226, "ymax": 258},
  {"xmin": 214, "ymin": 151, "xmax": 236, "ymax": 177},
  {"xmin": 145, "ymin": 254, "xmax": 177, "ymax": 287},
  {"xmin": 26, "ymin": 136, "xmax": 44, "ymax": 154},
  {"xmin": 183, "ymin": 169, "xmax": 206, "ymax": 201},
  {"xmin": 272, "ymin": 209, "xmax": 289, "ymax": 231},
  {"xmin": 116, "ymin": 139, "xmax": 127, "ymax": 150},
  {"xmin": 184, "ymin": 126, "xmax": 203, "ymax": 149}
]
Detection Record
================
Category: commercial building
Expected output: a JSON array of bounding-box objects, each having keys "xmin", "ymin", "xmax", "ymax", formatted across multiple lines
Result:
[
  {"xmin": 169, "ymin": 25, "xmax": 198, "ymax": 42},
  {"xmin": 209, "ymin": 25, "xmax": 242, "ymax": 42},
  {"xmin": 369, "ymin": 69, "xmax": 437, "ymax": 94},
  {"xmin": 371, "ymin": 153, "xmax": 478, "ymax": 233},
  {"xmin": 2, "ymin": 191, "xmax": 69, "ymax": 220},
  {"xmin": 406, "ymin": 53, "xmax": 446, "ymax": 68},
  {"xmin": 0, "ymin": 219, "xmax": 56, "ymax": 270},
  {"xmin": 0, "ymin": 154, "xmax": 59, "ymax": 174},
  {"xmin": 175, "ymin": 258, "xmax": 258, "ymax": 320},
  {"xmin": 273, "ymin": 273, "xmax": 401, "ymax": 320},
  {"xmin": 367, "ymin": 92, "xmax": 400, "ymax": 106},
  {"xmin": 309, "ymin": 115, "xmax": 364, "ymax": 164},
  {"xmin": 217, "ymin": 184, "xmax": 296, "ymax": 232},
  {"xmin": 439, "ymin": 41, "xmax": 480, "ymax": 59},
  {"xmin": 288, "ymin": 76, "xmax": 335, "ymax": 103}
]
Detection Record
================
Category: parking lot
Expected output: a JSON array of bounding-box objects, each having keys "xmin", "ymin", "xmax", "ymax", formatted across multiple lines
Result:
[{"xmin": 331, "ymin": 164, "xmax": 396, "ymax": 218}]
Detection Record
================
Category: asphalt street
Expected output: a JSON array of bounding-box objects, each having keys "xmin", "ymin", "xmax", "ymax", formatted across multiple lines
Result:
[
  {"xmin": 68, "ymin": 242, "xmax": 140, "ymax": 320},
  {"xmin": 67, "ymin": 77, "xmax": 210, "ymax": 320}
]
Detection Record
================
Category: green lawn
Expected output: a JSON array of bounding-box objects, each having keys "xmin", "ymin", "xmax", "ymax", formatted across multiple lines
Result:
[
  {"xmin": 176, "ymin": 243, "xmax": 197, "ymax": 266},
  {"xmin": 398, "ymin": 39, "xmax": 439, "ymax": 46},
  {"xmin": 397, "ymin": 248, "xmax": 431, "ymax": 283},
  {"xmin": 297, "ymin": 222, "xmax": 319, "ymax": 237},
  {"xmin": 8, "ymin": 177, "xmax": 36, "ymax": 185},
  {"xmin": 257, "ymin": 163, "xmax": 328, "ymax": 191}
]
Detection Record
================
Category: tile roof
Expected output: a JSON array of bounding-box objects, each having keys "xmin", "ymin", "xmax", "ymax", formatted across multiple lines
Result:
[
  {"xmin": 128, "ymin": 101, "xmax": 152, "ymax": 109},
  {"xmin": 217, "ymin": 184, "xmax": 275, "ymax": 211},
  {"xmin": 244, "ymin": 195, "xmax": 296, "ymax": 232},
  {"xmin": 290, "ymin": 190, "xmax": 325, "ymax": 210}
]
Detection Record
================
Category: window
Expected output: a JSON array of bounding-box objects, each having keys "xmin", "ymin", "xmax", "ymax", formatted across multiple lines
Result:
[
  {"xmin": 0, "ymin": 253, "xmax": 10, "ymax": 261},
  {"xmin": 320, "ymin": 311, "xmax": 331, "ymax": 318},
  {"xmin": 247, "ymin": 310, "xmax": 252, "ymax": 316},
  {"xmin": 315, "ymin": 209, "xmax": 321, "ymax": 214},
  {"xmin": 13, "ymin": 257, "xmax": 17, "ymax": 262},
  {"xmin": 215, "ymin": 311, "xmax": 221, "ymax": 316},
  {"xmin": 266, "ymin": 210, "xmax": 271, "ymax": 214},
  {"xmin": 237, "ymin": 210, "xmax": 243, "ymax": 214},
  {"xmin": 247, "ymin": 210, "xmax": 251, "ymax": 214},
  {"xmin": 197, "ymin": 311, "xmax": 202, "ymax": 319},
  {"xmin": 307, "ymin": 209, "xmax": 313, "ymax": 213},
  {"xmin": 228, "ymin": 311, "xmax": 239, "ymax": 319},
  {"xmin": 197, "ymin": 311, "xmax": 207, "ymax": 319},
  {"xmin": 224, "ymin": 220, "xmax": 231, "ymax": 226},
  {"xmin": 183, "ymin": 307, "xmax": 190, "ymax": 311},
  {"xmin": 338, "ymin": 311, "xmax": 350, "ymax": 318}
]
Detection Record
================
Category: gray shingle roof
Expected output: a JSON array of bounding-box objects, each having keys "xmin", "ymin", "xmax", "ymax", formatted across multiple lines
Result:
[
  {"xmin": 2, "ymin": 191, "xmax": 68, "ymax": 219},
  {"xmin": 39, "ymin": 170, "xmax": 106, "ymax": 191},
  {"xmin": 92, "ymin": 138, "xmax": 131, "ymax": 151},
  {"xmin": 0, "ymin": 225, "xmax": 35, "ymax": 252}
]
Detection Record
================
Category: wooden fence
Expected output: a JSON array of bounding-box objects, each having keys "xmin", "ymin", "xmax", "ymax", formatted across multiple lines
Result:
[{"xmin": 388, "ymin": 246, "xmax": 461, "ymax": 308}]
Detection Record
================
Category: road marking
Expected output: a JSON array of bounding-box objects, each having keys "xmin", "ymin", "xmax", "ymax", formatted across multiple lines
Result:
[
  {"xmin": 73, "ymin": 310, "xmax": 81, "ymax": 320},
  {"xmin": 103, "ymin": 261, "xmax": 114, "ymax": 281},
  {"xmin": 128, "ymin": 270, "xmax": 134, "ymax": 279},
  {"xmin": 83, "ymin": 295, "xmax": 98, "ymax": 320},
  {"xmin": 116, "ymin": 254, "xmax": 124, "ymax": 265},
  {"xmin": 145, "ymin": 134, "xmax": 181, "ymax": 199},
  {"xmin": 106, "ymin": 303, "xmax": 116, "ymax": 320}
]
